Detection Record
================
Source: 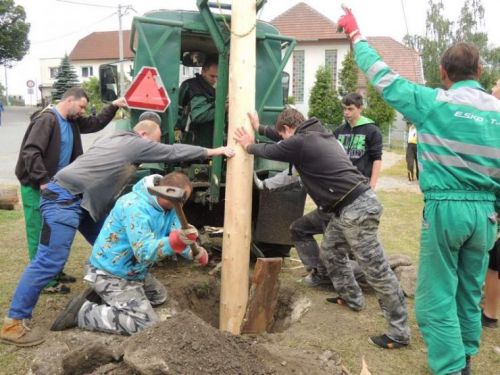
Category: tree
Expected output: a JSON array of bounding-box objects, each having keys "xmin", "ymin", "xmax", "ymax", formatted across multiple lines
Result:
[
  {"xmin": 363, "ymin": 84, "xmax": 396, "ymax": 136},
  {"xmin": 81, "ymin": 77, "xmax": 104, "ymax": 114},
  {"xmin": 454, "ymin": 0, "xmax": 498, "ymax": 90},
  {"xmin": 404, "ymin": 0, "xmax": 498, "ymax": 90},
  {"xmin": 52, "ymin": 55, "xmax": 80, "ymax": 101},
  {"xmin": 0, "ymin": 0, "xmax": 30, "ymax": 64},
  {"xmin": 308, "ymin": 66, "xmax": 342, "ymax": 130},
  {"xmin": 481, "ymin": 46, "xmax": 500, "ymax": 91},
  {"xmin": 419, "ymin": 0, "xmax": 454, "ymax": 88},
  {"xmin": 338, "ymin": 51, "xmax": 358, "ymax": 97}
]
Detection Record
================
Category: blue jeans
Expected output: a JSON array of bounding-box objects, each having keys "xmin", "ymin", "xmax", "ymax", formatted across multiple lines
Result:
[{"xmin": 8, "ymin": 182, "xmax": 105, "ymax": 319}]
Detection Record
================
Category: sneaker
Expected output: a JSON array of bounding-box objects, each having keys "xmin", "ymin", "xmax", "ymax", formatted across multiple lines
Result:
[
  {"xmin": 368, "ymin": 334, "xmax": 408, "ymax": 349},
  {"xmin": 42, "ymin": 282, "xmax": 71, "ymax": 294},
  {"xmin": 58, "ymin": 271, "xmax": 77, "ymax": 283},
  {"xmin": 326, "ymin": 295, "xmax": 363, "ymax": 312},
  {"xmin": 481, "ymin": 310, "xmax": 498, "ymax": 328},
  {"xmin": 303, "ymin": 272, "xmax": 331, "ymax": 287},
  {"xmin": 0, "ymin": 317, "xmax": 45, "ymax": 347},
  {"xmin": 50, "ymin": 288, "xmax": 95, "ymax": 331}
]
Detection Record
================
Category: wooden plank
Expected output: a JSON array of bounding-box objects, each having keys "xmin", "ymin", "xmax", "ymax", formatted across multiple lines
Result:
[{"xmin": 241, "ymin": 258, "xmax": 282, "ymax": 334}]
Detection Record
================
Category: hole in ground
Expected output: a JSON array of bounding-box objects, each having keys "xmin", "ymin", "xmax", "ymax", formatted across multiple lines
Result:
[{"xmin": 167, "ymin": 276, "xmax": 306, "ymax": 333}]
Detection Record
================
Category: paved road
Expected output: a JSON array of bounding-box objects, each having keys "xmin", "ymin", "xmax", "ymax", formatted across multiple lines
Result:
[{"xmin": 0, "ymin": 106, "xmax": 117, "ymax": 186}]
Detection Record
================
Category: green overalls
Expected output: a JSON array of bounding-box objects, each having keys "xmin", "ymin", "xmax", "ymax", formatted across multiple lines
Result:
[{"xmin": 354, "ymin": 41, "xmax": 499, "ymax": 375}]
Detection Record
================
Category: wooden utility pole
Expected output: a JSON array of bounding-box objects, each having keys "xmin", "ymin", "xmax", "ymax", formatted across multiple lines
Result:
[{"xmin": 220, "ymin": 0, "xmax": 256, "ymax": 334}]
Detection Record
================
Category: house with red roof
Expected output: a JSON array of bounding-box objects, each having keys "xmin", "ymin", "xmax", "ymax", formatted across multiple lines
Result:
[
  {"xmin": 39, "ymin": 31, "xmax": 133, "ymax": 104},
  {"xmin": 270, "ymin": 2, "xmax": 350, "ymax": 114},
  {"xmin": 271, "ymin": 2, "xmax": 424, "ymax": 134}
]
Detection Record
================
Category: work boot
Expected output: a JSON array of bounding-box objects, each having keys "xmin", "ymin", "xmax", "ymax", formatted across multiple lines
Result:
[
  {"xmin": 368, "ymin": 334, "xmax": 408, "ymax": 349},
  {"xmin": 0, "ymin": 317, "xmax": 45, "ymax": 347},
  {"xmin": 481, "ymin": 310, "xmax": 498, "ymax": 328},
  {"xmin": 42, "ymin": 282, "xmax": 71, "ymax": 294},
  {"xmin": 51, "ymin": 288, "xmax": 96, "ymax": 331},
  {"xmin": 58, "ymin": 271, "xmax": 77, "ymax": 284},
  {"xmin": 303, "ymin": 270, "xmax": 331, "ymax": 287}
]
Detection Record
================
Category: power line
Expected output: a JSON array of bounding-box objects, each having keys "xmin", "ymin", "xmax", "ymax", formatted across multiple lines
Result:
[
  {"xmin": 56, "ymin": 0, "xmax": 117, "ymax": 9},
  {"xmin": 400, "ymin": 0, "xmax": 411, "ymax": 36}
]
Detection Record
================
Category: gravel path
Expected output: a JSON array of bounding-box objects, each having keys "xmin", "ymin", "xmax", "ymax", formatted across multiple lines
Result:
[{"xmin": 376, "ymin": 151, "xmax": 421, "ymax": 194}]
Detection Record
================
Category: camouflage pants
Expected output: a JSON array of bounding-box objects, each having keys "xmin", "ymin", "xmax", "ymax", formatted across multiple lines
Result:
[
  {"xmin": 320, "ymin": 190, "xmax": 410, "ymax": 343},
  {"xmin": 78, "ymin": 271, "xmax": 167, "ymax": 336},
  {"xmin": 290, "ymin": 209, "xmax": 365, "ymax": 283}
]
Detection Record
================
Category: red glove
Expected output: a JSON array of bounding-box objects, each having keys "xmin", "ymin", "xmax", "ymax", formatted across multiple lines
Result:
[
  {"xmin": 337, "ymin": 6, "xmax": 362, "ymax": 40},
  {"xmin": 194, "ymin": 247, "xmax": 209, "ymax": 266},
  {"xmin": 169, "ymin": 225, "xmax": 198, "ymax": 253}
]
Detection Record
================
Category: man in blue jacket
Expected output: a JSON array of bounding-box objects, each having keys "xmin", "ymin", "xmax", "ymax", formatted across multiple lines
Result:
[{"xmin": 50, "ymin": 172, "xmax": 207, "ymax": 335}]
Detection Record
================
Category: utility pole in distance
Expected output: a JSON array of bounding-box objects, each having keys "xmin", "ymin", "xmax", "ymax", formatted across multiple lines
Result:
[
  {"xmin": 117, "ymin": 4, "xmax": 125, "ymax": 97},
  {"xmin": 220, "ymin": 0, "xmax": 256, "ymax": 335}
]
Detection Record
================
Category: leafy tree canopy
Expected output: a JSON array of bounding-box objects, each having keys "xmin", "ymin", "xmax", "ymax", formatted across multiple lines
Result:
[
  {"xmin": 308, "ymin": 66, "xmax": 342, "ymax": 130},
  {"xmin": 404, "ymin": 0, "xmax": 499, "ymax": 90},
  {"xmin": 0, "ymin": 0, "xmax": 30, "ymax": 64},
  {"xmin": 81, "ymin": 77, "xmax": 104, "ymax": 114}
]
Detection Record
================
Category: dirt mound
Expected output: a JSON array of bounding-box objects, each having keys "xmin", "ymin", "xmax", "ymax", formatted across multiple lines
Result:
[{"xmin": 124, "ymin": 310, "xmax": 272, "ymax": 374}]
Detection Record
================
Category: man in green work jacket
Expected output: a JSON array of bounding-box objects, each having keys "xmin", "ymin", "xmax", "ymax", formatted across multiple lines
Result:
[
  {"xmin": 338, "ymin": 6, "xmax": 499, "ymax": 375},
  {"xmin": 177, "ymin": 58, "xmax": 221, "ymax": 147}
]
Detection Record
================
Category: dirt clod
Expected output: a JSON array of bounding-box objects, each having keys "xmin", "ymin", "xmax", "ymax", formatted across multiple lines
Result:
[{"xmin": 62, "ymin": 342, "xmax": 121, "ymax": 375}]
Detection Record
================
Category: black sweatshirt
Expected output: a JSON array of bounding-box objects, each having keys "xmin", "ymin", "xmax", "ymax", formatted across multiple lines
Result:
[
  {"xmin": 333, "ymin": 116, "xmax": 383, "ymax": 178},
  {"xmin": 249, "ymin": 118, "xmax": 368, "ymax": 211}
]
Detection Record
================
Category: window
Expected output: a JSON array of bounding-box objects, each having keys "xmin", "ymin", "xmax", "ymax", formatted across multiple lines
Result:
[
  {"xmin": 81, "ymin": 66, "xmax": 94, "ymax": 78},
  {"xmin": 292, "ymin": 50, "xmax": 305, "ymax": 103},
  {"xmin": 325, "ymin": 49, "xmax": 338, "ymax": 89},
  {"xmin": 49, "ymin": 67, "xmax": 59, "ymax": 79}
]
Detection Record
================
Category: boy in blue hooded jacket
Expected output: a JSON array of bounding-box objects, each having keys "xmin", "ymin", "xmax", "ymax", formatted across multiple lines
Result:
[{"xmin": 51, "ymin": 172, "xmax": 207, "ymax": 335}]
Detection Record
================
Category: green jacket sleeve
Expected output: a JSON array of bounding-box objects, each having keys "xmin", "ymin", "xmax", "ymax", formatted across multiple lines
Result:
[
  {"xmin": 190, "ymin": 95, "xmax": 215, "ymax": 124},
  {"xmin": 353, "ymin": 41, "xmax": 436, "ymax": 128}
]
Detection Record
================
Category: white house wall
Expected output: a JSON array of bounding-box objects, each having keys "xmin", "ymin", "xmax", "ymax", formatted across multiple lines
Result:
[{"xmin": 284, "ymin": 41, "xmax": 351, "ymax": 116}]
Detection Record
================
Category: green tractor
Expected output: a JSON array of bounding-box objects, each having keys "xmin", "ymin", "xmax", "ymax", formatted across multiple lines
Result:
[{"xmin": 99, "ymin": 0, "xmax": 306, "ymax": 257}]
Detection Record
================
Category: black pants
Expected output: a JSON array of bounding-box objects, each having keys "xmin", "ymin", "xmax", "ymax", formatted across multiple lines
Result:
[{"xmin": 406, "ymin": 143, "xmax": 418, "ymax": 181}]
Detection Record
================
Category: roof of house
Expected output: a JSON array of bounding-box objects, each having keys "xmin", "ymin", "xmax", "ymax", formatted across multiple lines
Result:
[
  {"xmin": 270, "ymin": 2, "xmax": 346, "ymax": 41},
  {"xmin": 359, "ymin": 37, "xmax": 424, "ymax": 86},
  {"xmin": 270, "ymin": 3, "xmax": 424, "ymax": 86},
  {"xmin": 69, "ymin": 31, "xmax": 134, "ymax": 61}
]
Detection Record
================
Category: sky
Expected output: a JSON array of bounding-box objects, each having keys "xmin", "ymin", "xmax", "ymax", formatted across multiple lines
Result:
[{"xmin": 4, "ymin": 0, "xmax": 500, "ymax": 104}]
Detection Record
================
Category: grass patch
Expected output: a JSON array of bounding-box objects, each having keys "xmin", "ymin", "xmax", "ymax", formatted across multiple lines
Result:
[
  {"xmin": 381, "ymin": 158, "xmax": 408, "ymax": 178},
  {"xmin": 0, "ymin": 209, "xmax": 91, "ymax": 372},
  {"xmin": 306, "ymin": 190, "xmax": 423, "ymax": 262},
  {"xmin": 0, "ymin": 209, "xmax": 22, "ymax": 224},
  {"xmin": 378, "ymin": 191, "xmax": 422, "ymax": 261}
]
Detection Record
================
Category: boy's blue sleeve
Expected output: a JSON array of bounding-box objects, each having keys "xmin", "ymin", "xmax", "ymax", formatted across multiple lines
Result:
[{"xmin": 122, "ymin": 207, "xmax": 190, "ymax": 263}]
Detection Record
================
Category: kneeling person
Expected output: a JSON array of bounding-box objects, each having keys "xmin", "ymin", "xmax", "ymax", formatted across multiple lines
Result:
[{"xmin": 51, "ymin": 172, "xmax": 207, "ymax": 335}]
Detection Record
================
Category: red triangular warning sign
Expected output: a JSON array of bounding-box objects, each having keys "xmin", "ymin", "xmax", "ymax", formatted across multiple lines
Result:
[{"xmin": 124, "ymin": 66, "xmax": 170, "ymax": 112}]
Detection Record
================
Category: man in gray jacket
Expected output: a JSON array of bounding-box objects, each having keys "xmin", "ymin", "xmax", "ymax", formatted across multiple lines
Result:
[{"xmin": 0, "ymin": 119, "xmax": 234, "ymax": 347}]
